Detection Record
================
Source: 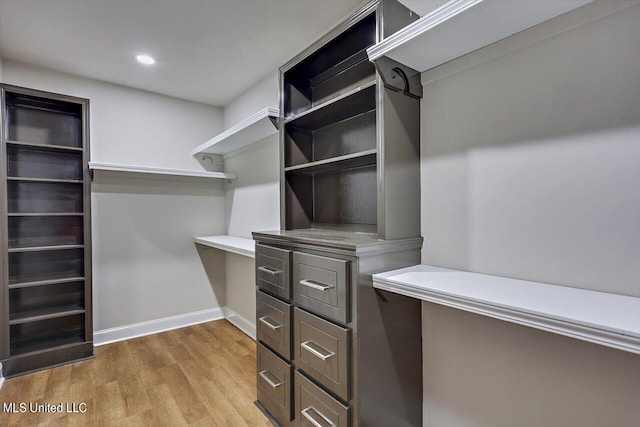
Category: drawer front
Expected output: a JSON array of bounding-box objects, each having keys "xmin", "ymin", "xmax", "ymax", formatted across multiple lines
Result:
[
  {"xmin": 256, "ymin": 244, "xmax": 292, "ymax": 300},
  {"xmin": 294, "ymin": 308, "xmax": 350, "ymax": 401},
  {"xmin": 295, "ymin": 371, "xmax": 349, "ymax": 427},
  {"xmin": 257, "ymin": 343, "xmax": 293, "ymax": 425},
  {"xmin": 257, "ymin": 290, "xmax": 292, "ymax": 360},
  {"xmin": 293, "ymin": 252, "xmax": 349, "ymax": 323}
]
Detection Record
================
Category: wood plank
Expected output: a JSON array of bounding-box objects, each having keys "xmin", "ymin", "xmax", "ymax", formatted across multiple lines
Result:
[{"xmin": 0, "ymin": 319, "xmax": 269, "ymax": 426}]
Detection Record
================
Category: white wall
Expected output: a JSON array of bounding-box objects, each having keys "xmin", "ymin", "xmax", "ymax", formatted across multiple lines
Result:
[
  {"xmin": 2, "ymin": 61, "xmax": 227, "ymax": 331},
  {"xmin": 220, "ymin": 71, "xmax": 281, "ymax": 329},
  {"xmin": 420, "ymin": 3, "xmax": 640, "ymax": 426}
]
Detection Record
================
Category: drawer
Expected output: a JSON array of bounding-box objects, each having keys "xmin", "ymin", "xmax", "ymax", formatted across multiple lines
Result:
[
  {"xmin": 257, "ymin": 290, "xmax": 292, "ymax": 360},
  {"xmin": 257, "ymin": 343, "xmax": 293, "ymax": 425},
  {"xmin": 256, "ymin": 244, "xmax": 292, "ymax": 300},
  {"xmin": 295, "ymin": 371, "xmax": 349, "ymax": 427},
  {"xmin": 293, "ymin": 252, "xmax": 349, "ymax": 324},
  {"xmin": 294, "ymin": 308, "xmax": 350, "ymax": 401}
]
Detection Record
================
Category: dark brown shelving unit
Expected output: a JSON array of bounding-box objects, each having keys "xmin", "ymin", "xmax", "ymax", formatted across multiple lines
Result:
[
  {"xmin": 256, "ymin": 1, "xmax": 423, "ymax": 427},
  {"xmin": 1, "ymin": 84, "xmax": 93, "ymax": 378}
]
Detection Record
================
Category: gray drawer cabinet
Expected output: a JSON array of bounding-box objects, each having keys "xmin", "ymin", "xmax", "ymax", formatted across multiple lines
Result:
[
  {"xmin": 258, "ymin": 343, "xmax": 293, "ymax": 424},
  {"xmin": 294, "ymin": 307, "xmax": 350, "ymax": 401},
  {"xmin": 293, "ymin": 251, "xmax": 350, "ymax": 324},
  {"xmin": 256, "ymin": 244, "xmax": 292, "ymax": 300},
  {"xmin": 295, "ymin": 371, "xmax": 350, "ymax": 427},
  {"xmin": 254, "ymin": 231, "xmax": 423, "ymax": 426},
  {"xmin": 257, "ymin": 290, "xmax": 292, "ymax": 360}
]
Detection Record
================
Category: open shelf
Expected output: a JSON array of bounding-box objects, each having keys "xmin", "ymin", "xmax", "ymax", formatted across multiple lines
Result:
[
  {"xmin": 285, "ymin": 149, "xmax": 376, "ymax": 174},
  {"xmin": 8, "ymin": 215, "xmax": 83, "ymax": 249},
  {"xmin": 89, "ymin": 162, "xmax": 235, "ymax": 180},
  {"xmin": 194, "ymin": 235, "xmax": 255, "ymax": 258},
  {"xmin": 7, "ymin": 177, "xmax": 83, "ymax": 184},
  {"xmin": 373, "ymin": 265, "xmax": 640, "ymax": 355},
  {"xmin": 10, "ymin": 314, "xmax": 85, "ymax": 356},
  {"xmin": 367, "ymin": 0, "xmax": 592, "ymax": 73},
  {"xmin": 8, "ymin": 245, "xmax": 84, "ymax": 253},
  {"xmin": 9, "ymin": 305, "xmax": 85, "ymax": 325},
  {"xmin": 7, "ymin": 180, "xmax": 83, "ymax": 214},
  {"xmin": 9, "ymin": 277, "xmax": 85, "ymax": 290},
  {"xmin": 8, "ymin": 212, "xmax": 84, "ymax": 217},
  {"xmin": 191, "ymin": 107, "xmax": 279, "ymax": 157},
  {"xmin": 6, "ymin": 140, "xmax": 83, "ymax": 152},
  {"xmin": 284, "ymin": 80, "xmax": 376, "ymax": 128},
  {"xmin": 284, "ymin": 12, "xmax": 376, "ymax": 117},
  {"xmin": 8, "ymin": 248, "xmax": 84, "ymax": 286}
]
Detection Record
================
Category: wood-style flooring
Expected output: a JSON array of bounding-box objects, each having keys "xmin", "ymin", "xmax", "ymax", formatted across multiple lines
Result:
[{"xmin": 0, "ymin": 320, "xmax": 272, "ymax": 426}]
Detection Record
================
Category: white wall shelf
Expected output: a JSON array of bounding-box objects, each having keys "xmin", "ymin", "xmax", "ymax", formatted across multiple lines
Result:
[
  {"xmin": 367, "ymin": 0, "xmax": 592, "ymax": 72},
  {"xmin": 373, "ymin": 265, "xmax": 640, "ymax": 355},
  {"xmin": 191, "ymin": 107, "xmax": 279, "ymax": 157},
  {"xmin": 89, "ymin": 162, "xmax": 235, "ymax": 180},
  {"xmin": 194, "ymin": 235, "xmax": 255, "ymax": 258}
]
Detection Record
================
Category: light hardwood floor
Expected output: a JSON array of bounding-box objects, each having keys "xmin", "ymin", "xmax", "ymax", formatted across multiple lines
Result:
[{"xmin": 0, "ymin": 320, "xmax": 272, "ymax": 426}]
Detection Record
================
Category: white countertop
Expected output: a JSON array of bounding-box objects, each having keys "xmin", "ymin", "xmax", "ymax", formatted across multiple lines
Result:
[
  {"xmin": 373, "ymin": 265, "xmax": 640, "ymax": 354},
  {"xmin": 194, "ymin": 235, "xmax": 255, "ymax": 258}
]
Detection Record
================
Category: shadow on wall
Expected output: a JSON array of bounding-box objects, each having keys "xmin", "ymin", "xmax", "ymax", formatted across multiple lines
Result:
[
  {"xmin": 195, "ymin": 245, "xmax": 227, "ymax": 307},
  {"xmin": 419, "ymin": 3, "xmax": 640, "ymax": 297}
]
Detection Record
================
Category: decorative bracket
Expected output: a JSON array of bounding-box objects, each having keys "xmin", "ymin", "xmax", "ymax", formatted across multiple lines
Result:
[{"xmin": 372, "ymin": 56, "xmax": 423, "ymax": 99}]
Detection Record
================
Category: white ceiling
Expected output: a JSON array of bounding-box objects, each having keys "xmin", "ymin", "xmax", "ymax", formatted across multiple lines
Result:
[{"xmin": 0, "ymin": 0, "xmax": 363, "ymax": 106}]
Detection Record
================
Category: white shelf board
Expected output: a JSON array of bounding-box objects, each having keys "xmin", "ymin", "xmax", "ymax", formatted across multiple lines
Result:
[
  {"xmin": 367, "ymin": 0, "xmax": 592, "ymax": 72},
  {"xmin": 89, "ymin": 162, "xmax": 235, "ymax": 180},
  {"xmin": 373, "ymin": 265, "xmax": 640, "ymax": 354},
  {"xmin": 194, "ymin": 235, "xmax": 255, "ymax": 258},
  {"xmin": 191, "ymin": 107, "xmax": 279, "ymax": 156}
]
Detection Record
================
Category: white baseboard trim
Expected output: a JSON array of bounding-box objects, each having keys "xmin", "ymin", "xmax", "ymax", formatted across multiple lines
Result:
[
  {"xmin": 94, "ymin": 307, "xmax": 224, "ymax": 346},
  {"xmin": 223, "ymin": 307, "xmax": 256, "ymax": 340}
]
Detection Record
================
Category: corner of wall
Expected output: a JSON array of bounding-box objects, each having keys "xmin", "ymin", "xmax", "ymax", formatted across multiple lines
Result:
[
  {"xmin": 0, "ymin": 57, "xmax": 4, "ymax": 81},
  {"xmin": 0, "ymin": 362, "xmax": 5, "ymax": 391}
]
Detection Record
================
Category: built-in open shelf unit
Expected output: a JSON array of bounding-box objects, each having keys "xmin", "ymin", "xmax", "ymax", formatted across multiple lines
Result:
[
  {"xmin": 88, "ymin": 162, "xmax": 235, "ymax": 181},
  {"xmin": 194, "ymin": 235, "xmax": 255, "ymax": 258},
  {"xmin": 191, "ymin": 107, "xmax": 279, "ymax": 157},
  {"xmin": 281, "ymin": 0, "xmax": 421, "ymax": 239},
  {"xmin": 367, "ymin": 0, "xmax": 592, "ymax": 73},
  {"xmin": 1, "ymin": 84, "xmax": 94, "ymax": 377},
  {"xmin": 373, "ymin": 265, "xmax": 640, "ymax": 355}
]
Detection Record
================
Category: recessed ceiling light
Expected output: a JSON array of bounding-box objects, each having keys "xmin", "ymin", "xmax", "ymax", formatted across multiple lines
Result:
[{"xmin": 136, "ymin": 54, "xmax": 155, "ymax": 65}]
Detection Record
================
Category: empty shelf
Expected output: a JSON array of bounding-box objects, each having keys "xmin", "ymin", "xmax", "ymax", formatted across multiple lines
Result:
[
  {"xmin": 367, "ymin": 0, "xmax": 592, "ymax": 72},
  {"xmin": 89, "ymin": 162, "xmax": 235, "ymax": 180},
  {"xmin": 7, "ymin": 177, "xmax": 83, "ymax": 184},
  {"xmin": 8, "ymin": 244, "xmax": 84, "ymax": 253},
  {"xmin": 9, "ymin": 305, "xmax": 85, "ymax": 325},
  {"xmin": 6, "ymin": 140, "xmax": 84, "ymax": 152},
  {"xmin": 285, "ymin": 80, "xmax": 376, "ymax": 128},
  {"xmin": 9, "ymin": 277, "xmax": 84, "ymax": 290},
  {"xmin": 285, "ymin": 149, "xmax": 377, "ymax": 174},
  {"xmin": 373, "ymin": 265, "xmax": 640, "ymax": 355},
  {"xmin": 194, "ymin": 235, "xmax": 255, "ymax": 258},
  {"xmin": 191, "ymin": 107, "xmax": 279, "ymax": 156}
]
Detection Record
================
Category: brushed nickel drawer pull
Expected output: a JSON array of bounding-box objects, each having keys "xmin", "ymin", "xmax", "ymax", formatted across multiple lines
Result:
[
  {"xmin": 258, "ymin": 266, "xmax": 281, "ymax": 275},
  {"xmin": 301, "ymin": 406, "xmax": 335, "ymax": 427},
  {"xmin": 258, "ymin": 370, "xmax": 283, "ymax": 389},
  {"xmin": 299, "ymin": 279, "xmax": 334, "ymax": 291},
  {"xmin": 258, "ymin": 316, "xmax": 283, "ymax": 330},
  {"xmin": 301, "ymin": 341, "xmax": 335, "ymax": 361}
]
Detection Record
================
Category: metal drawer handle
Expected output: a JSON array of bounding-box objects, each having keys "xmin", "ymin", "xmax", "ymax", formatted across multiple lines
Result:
[
  {"xmin": 301, "ymin": 341, "xmax": 335, "ymax": 361},
  {"xmin": 258, "ymin": 266, "xmax": 282, "ymax": 276},
  {"xmin": 301, "ymin": 406, "xmax": 335, "ymax": 427},
  {"xmin": 258, "ymin": 370, "xmax": 283, "ymax": 389},
  {"xmin": 299, "ymin": 279, "xmax": 334, "ymax": 291},
  {"xmin": 258, "ymin": 316, "xmax": 283, "ymax": 330}
]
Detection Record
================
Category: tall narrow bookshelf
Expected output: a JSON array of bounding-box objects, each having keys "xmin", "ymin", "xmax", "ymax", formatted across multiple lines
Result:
[{"xmin": 1, "ymin": 84, "xmax": 93, "ymax": 377}]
